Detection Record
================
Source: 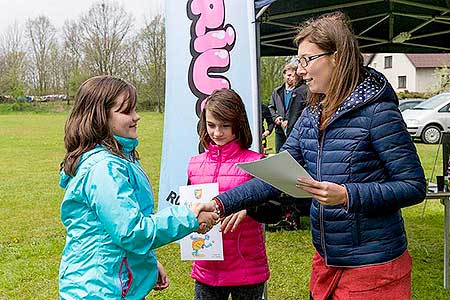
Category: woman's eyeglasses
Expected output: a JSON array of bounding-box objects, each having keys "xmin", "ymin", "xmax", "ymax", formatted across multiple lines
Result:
[{"xmin": 296, "ymin": 52, "xmax": 333, "ymax": 68}]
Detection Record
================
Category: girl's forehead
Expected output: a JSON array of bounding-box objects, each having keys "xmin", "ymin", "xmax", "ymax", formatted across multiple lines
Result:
[{"xmin": 206, "ymin": 110, "xmax": 229, "ymax": 123}]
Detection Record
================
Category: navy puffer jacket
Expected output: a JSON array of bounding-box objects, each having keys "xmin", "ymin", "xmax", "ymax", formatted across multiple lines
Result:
[{"xmin": 218, "ymin": 67, "xmax": 426, "ymax": 267}]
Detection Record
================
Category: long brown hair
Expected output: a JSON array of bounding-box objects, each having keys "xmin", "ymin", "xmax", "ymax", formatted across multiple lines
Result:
[
  {"xmin": 61, "ymin": 75, "xmax": 138, "ymax": 176},
  {"xmin": 199, "ymin": 88, "xmax": 252, "ymax": 150},
  {"xmin": 294, "ymin": 11, "xmax": 364, "ymax": 129}
]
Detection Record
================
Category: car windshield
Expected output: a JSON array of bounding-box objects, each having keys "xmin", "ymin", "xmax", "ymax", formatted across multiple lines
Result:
[
  {"xmin": 412, "ymin": 94, "xmax": 450, "ymax": 110},
  {"xmin": 399, "ymin": 101, "xmax": 421, "ymax": 111}
]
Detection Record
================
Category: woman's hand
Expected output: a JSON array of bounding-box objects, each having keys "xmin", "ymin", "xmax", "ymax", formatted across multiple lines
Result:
[
  {"xmin": 296, "ymin": 177, "xmax": 348, "ymax": 206},
  {"xmin": 153, "ymin": 261, "xmax": 170, "ymax": 290},
  {"xmin": 190, "ymin": 203, "xmax": 219, "ymax": 234},
  {"xmin": 221, "ymin": 210, "xmax": 247, "ymax": 233}
]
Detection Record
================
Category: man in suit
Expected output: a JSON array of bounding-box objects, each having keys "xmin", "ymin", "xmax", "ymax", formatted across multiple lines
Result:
[{"xmin": 269, "ymin": 61, "xmax": 308, "ymax": 152}]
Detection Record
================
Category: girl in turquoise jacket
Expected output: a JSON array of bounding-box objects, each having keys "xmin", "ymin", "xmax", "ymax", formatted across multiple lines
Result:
[{"xmin": 59, "ymin": 76, "xmax": 218, "ymax": 300}]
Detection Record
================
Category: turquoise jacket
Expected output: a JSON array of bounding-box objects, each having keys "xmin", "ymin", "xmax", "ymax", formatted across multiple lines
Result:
[{"xmin": 59, "ymin": 136, "xmax": 199, "ymax": 299}]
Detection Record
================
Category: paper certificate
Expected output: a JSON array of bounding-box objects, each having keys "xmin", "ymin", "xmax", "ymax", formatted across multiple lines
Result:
[
  {"xmin": 236, "ymin": 151, "xmax": 313, "ymax": 198},
  {"xmin": 179, "ymin": 183, "xmax": 224, "ymax": 261}
]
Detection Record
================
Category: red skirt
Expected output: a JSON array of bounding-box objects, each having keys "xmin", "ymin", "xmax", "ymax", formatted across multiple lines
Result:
[{"xmin": 310, "ymin": 250, "xmax": 412, "ymax": 300}]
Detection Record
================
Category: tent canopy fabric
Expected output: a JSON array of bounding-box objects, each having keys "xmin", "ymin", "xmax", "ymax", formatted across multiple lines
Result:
[{"xmin": 255, "ymin": 0, "xmax": 450, "ymax": 56}]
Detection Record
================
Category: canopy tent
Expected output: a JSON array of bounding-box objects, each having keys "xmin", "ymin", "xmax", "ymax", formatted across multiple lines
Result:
[{"xmin": 255, "ymin": 0, "xmax": 450, "ymax": 56}]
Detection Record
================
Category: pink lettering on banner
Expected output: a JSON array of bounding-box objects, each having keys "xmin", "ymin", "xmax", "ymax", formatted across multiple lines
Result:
[
  {"xmin": 190, "ymin": 0, "xmax": 225, "ymax": 36},
  {"xmin": 194, "ymin": 26, "xmax": 235, "ymax": 53},
  {"xmin": 187, "ymin": 0, "xmax": 236, "ymax": 123},
  {"xmin": 193, "ymin": 49, "xmax": 230, "ymax": 95}
]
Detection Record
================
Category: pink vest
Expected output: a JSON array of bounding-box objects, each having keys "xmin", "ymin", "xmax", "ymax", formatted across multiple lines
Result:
[{"xmin": 187, "ymin": 140, "xmax": 270, "ymax": 286}]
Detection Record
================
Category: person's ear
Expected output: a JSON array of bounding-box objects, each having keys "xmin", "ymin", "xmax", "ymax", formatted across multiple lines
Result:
[{"xmin": 332, "ymin": 51, "xmax": 338, "ymax": 67}]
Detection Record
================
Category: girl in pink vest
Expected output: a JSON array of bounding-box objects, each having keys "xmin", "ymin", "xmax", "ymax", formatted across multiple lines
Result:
[{"xmin": 187, "ymin": 88, "xmax": 270, "ymax": 300}]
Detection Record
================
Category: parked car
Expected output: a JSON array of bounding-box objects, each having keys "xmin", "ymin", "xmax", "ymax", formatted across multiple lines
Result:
[
  {"xmin": 398, "ymin": 98, "xmax": 424, "ymax": 112},
  {"xmin": 402, "ymin": 92, "xmax": 450, "ymax": 144}
]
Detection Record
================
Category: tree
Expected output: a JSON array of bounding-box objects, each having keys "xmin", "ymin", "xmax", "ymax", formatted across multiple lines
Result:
[
  {"xmin": 26, "ymin": 16, "xmax": 57, "ymax": 95},
  {"xmin": 136, "ymin": 14, "xmax": 165, "ymax": 112},
  {"xmin": 0, "ymin": 23, "xmax": 28, "ymax": 96},
  {"xmin": 429, "ymin": 65, "xmax": 450, "ymax": 95},
  {"xmin": 78, "ymin": 1, "xmax": 133, "ymax": 76},
  {"xmin": 61, "ymin": 20, "xmax": 90, "ymax": 103},
  {"xmin": 260, "ymin": 56, "xmax": 288, "ymax": 104},
  {"xmin": 62, "ymin": 20, "xmax": 84, "ymax": 72}
]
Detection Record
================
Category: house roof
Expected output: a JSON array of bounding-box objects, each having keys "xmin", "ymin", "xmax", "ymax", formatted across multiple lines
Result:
[{"xmin": 405, "ymin": 54, "xmax": 450, "ymax": 68}]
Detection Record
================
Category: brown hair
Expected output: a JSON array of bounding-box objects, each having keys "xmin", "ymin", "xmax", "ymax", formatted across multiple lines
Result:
[
  {"xmin": 61, "ymin": 75, "xmax": 138, "ymax": 176},
  {"xmin": 199, "ymin": 88, "xmax": 252, "ymax": 150},
  {"xmin": 294, "ymin": 11, "xmax": 364, "ymax": 129}
]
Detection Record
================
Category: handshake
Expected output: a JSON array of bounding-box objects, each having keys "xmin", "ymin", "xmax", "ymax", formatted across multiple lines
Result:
[{"xmin": 189, "ymin": 201, "xmax": 221, "ymax": 234}]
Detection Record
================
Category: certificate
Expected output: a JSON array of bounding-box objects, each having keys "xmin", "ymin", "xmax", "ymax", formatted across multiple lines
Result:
[
  {"xmin": 236, "ymin": 151, "xmax": 313, "ymax": 198},
  {"xmin": 179, "ymin": 183, "xmax": 224, "ymax": 261}
]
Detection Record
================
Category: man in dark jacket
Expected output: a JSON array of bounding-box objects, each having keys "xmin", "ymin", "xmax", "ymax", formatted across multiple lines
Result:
[
  {"xmin": 261, "ymin": 103, "xmax": 274, "ymax": 153},
  {"xmin": 269, "ymin": 61, "xmax": 308, "ymax": 152}
]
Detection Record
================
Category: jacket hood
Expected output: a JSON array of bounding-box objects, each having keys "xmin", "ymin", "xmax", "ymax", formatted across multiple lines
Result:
[{"xmin": 59, "ymin": 135, "xmax": 139, "ymax": 189}]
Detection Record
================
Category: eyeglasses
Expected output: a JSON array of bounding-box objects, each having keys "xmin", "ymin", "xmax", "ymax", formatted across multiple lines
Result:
[{"xmin": 296, "ymin": 52, "xmax": 334, "ymax": 68}]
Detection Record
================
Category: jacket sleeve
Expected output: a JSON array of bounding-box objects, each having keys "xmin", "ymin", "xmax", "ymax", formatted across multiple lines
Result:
[
  {"xmin": 345, "ymin": 101, "xmax": 426, "ymax": 214},
  {"xmin": 217, "ymin": 118, "xmax": 306, "ymax": 216},
  {"xmin": 280, "ymin": 115, "xmax": 305, "ymax": 164},
  {"xmin": 85, "ymin": 159, "xmax": 199, "ymax": 255},
  {"xmin": 262, "ymin": 105, "xmax": 275, "ymax": 134},
  {"xmin": 268, "ymin": 90, "xmax": 279, "ymax": 122}
]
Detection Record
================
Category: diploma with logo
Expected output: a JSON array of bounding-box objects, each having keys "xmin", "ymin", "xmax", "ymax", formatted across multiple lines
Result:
[{"xmin": 179, "ymin": 183, "xmax": 224, "ymax": 261}]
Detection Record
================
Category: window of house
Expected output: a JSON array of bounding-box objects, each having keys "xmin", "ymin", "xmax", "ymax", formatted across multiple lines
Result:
[
  {"xmin": 384, "ymin": 56, "xmax": 392, "ymax": 69},
  {"xmin": 398, "ymin": 76, "xmax": 407, "ymax": 89}
]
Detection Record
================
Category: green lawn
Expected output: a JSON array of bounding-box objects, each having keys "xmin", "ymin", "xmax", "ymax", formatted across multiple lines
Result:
[{"xmin": 0, "ymin": 112, "xmax": 449, "ymax": 299}]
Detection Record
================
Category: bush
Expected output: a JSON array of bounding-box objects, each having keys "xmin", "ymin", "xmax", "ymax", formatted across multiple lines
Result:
[
  {"xmin": 397, "ymin": 90, "xmax": 428, "ymax": 99},
  {"xmin": 11, "ymin": 102, "xmax": 26, "ymax": 111}
]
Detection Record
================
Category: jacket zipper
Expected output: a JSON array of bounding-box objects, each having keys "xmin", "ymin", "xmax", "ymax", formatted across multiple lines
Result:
[
  {"xmin": 317, "ymin": 131, "xmax": 327, "ymax": 264},
  {"xmin": 315, "ymin": 74, "xmax": 388, "ymax": 266},
  {"xmin": 213, "ymin": 149, "xmax": 222, "ymax": 183}
]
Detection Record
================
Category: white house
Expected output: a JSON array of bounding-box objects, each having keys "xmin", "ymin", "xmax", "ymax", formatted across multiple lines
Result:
[{"xmin": 365, "ymin": 53, "xmax": 450, "ymax": 93}]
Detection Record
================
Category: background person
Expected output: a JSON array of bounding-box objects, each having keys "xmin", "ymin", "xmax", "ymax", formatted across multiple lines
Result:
[
  {"xmin": 261, "ymin": 103, "xmax": 275, "ymax": 153},
  {"xmin": 59, "ymin": 75, "xmax": 218, "ymax": 299},
  {"xmin": 269, "ymin": 61, "xmax": 308, "ymax": 152},
  {"xmin": 188, "ymin": 88, "xmax": 269, "ymax": 300},
  {"xmin": 209, "ymin": 11, "xmax": 426, "ymax": 300}
]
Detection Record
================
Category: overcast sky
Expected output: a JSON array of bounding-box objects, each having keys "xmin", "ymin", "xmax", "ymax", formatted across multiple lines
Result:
[{"xmin": 0, "ymin": 0, "xmax": 164, "ymax": 34}]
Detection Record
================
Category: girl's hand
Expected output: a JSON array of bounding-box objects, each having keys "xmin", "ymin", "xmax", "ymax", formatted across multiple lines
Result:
[
  {"xmin": 221, "ymin": 210, "xmax": 247, "ymax": 233},
  {"xmin": 154, "ymin": 261, "xmax": 170, "ymax": 290},
  {"xmin": 296, "ymin": 177, "xmax": 348, "ymax": 206},
  {"xmin": 190, "ymin": 203, "xmax": 219, "ymax": 233}
]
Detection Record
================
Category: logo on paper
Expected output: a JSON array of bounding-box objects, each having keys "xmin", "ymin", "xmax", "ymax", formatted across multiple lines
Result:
[{"xmin": 194, "ymin": 188, "xmax": 203, "ymax": 199}]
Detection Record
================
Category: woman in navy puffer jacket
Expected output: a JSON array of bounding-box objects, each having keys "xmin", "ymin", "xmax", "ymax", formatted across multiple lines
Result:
[{"xmin": 211, "ymin": 12, "xmax": 426, "ymax": 300}]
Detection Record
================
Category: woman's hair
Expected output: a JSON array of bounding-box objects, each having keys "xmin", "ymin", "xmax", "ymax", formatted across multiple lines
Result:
[
  {"xmin": 61, "ymin": 75, "xmax": 138, "ymax": 176},
  {"xmin": 294, "ymin": 11, "xmax": 364, "ymax": 129},
  {"xmin": 283, "ymin": 61, "xmax": 298, "ymax": 74},
  {"xmin": 199, "ymin": 88, "xmax": 253, "ymax": 150}
]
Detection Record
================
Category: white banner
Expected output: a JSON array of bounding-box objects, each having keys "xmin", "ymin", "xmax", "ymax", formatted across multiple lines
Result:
[{"xmin": 158, "ymin": 0, "xmax": 259, "ymax": 211}]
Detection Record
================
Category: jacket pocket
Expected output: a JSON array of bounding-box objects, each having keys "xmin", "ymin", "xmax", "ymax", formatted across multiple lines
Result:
[
  {"xmin": 352, "ymin": 214, "xmax": 360, "ymax": 247},
  {"xmin": 119, "ymin": 257, "xmax": 133, "ymax": 299}
]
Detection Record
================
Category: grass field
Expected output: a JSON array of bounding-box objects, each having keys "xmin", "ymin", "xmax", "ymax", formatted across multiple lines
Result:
[{"xmin": 0, "ymin": 112, "xmax": 449, "ymax": 299}]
